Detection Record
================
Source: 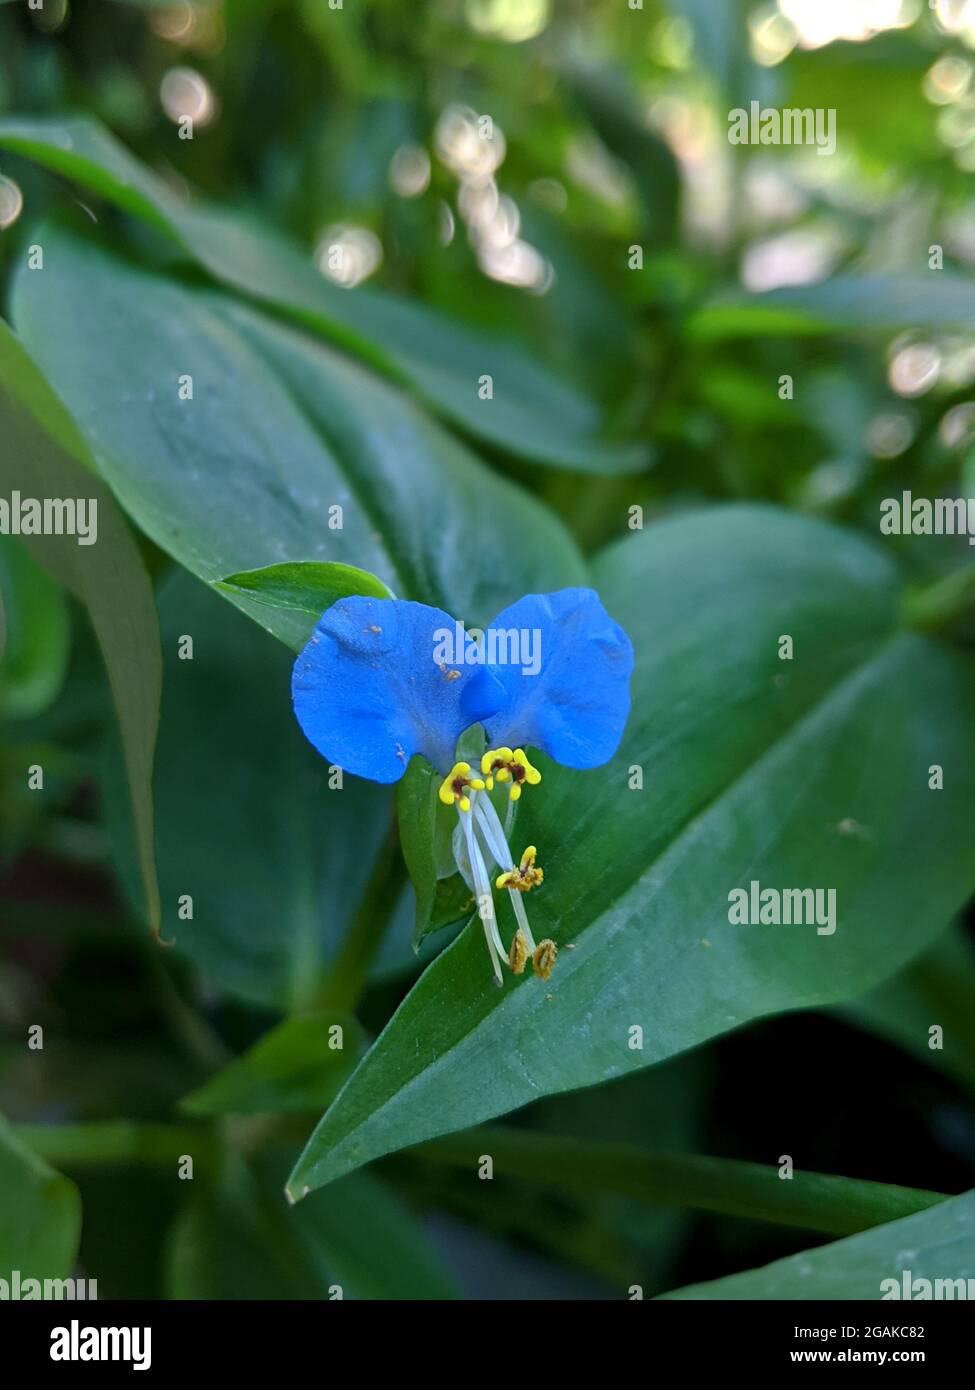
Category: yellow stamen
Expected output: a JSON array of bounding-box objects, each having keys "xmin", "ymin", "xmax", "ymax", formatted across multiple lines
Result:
[
  {"xmin": 496, "ymin": 843, "xmax": 544, "ymax": 893},
  {"xmin": 481, "ymin": 746, "xmax": 541, "ymax": 801},
  {"xmin": 481, "ymin": 746, "xmax": 513, "ymax": 776},
  {"xmin": 508, "ymin": 929, "xmax": 529, "ymax": 974},
  {"xmin": 532, "ymin": 939, "xmax": 558, "ymax": 980},
  {"xmin": 438, "ymin": 761, "xmax": 484, "ymax": 810}
]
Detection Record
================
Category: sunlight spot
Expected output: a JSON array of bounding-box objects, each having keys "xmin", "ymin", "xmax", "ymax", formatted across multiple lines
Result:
[
  {"xmin": 315, "ymin": 225, "xmax": 383, "ymax": 288},
  {"xmin": 435, "ymin": 105, "xmax": 506, "ymax": 181},
  {"xmin": 160, "ymin": 67, "xmax": 217, "ymax": 127},
  {"xmin": 750, "ymin": 6, "xmax": 798, "ymax": 66},
  {"xmin": 466, "ymin": 0, "xmax": 550, "ymax": 43},
  {"xmin": 389, "ymin": 144, "xmax": 431, "ymax": 198},
  {"xmin": 437, "ymin": 201, "xmax": 456, "ymax": 246},
  {"xmin": 778, "ymin": 0, "xmax": 919, "ymax": 49},
  {"xmin": 740, "ymin": 226, "xmax": 845, "ymax": 291},
  {"xmin": 0, "ymin": 175, "xmax": 24, "ymax": 231},
  {"xmin": 939, "ymin": 400, "xmax": 975, "ymax": 445},
  {"xmin": 866, "ymin": 412, "xmax": 914, "ymax": 457},
  {"xmin": 924, "ymin": 54, "xmax": 973, "ymax": 104},
  {"xmin": 888, "ymin": 340, "xmax": 941, "ymax": 397}
]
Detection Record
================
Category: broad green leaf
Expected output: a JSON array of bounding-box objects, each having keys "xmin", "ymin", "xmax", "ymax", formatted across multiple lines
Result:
[
  {"xmin": 0, "ymin": 1113, "xmax": 81, "ymax": 1281},
  {"xmin": 692, "ymin": 275, "xmax": 975, "ymax": 340},
  {"xmin": 0, "ymin": 320, "xmax": 161, "ymax": 931},
  {"xmin": 660, "ymin": 1190, "xmax": 974, "ymax": 1300},
  {"xmin": 0, "ymin": 114, "xmax": 646, "ymax": 474},
  {"xmin": 0, "ymin": 536, "xmax": 70, "ymax": 720},
  {"xmin": 12, "ymin": 225, "xmax": 586, "ymax": 651},
  {"xmin": 107, "ymin": 569, "xmax": 394, "ymax": 1009},
  {"xmin": 217, "ymin": 561, "xmax": 394, "ymax": 651},
  {"xmin": 181, "ymin": 1013, "xmax": 367, "ymax": 1117},
  {"xmin": 287, "ymin": 505, "xmax": 975, "ymax": 1197}
]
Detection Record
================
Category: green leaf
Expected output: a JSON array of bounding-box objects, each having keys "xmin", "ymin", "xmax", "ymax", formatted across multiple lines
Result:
[
  {"xmin": 0, "ymin": 320, "xmax": 162, "ymax": 931},
  {"xmin": 0, "ymin": 1114, "xmax": 81, "ymax": 1282},
  {"xmin": 166, "ymin": 1154, "xmax": 326, "ymax": 1301},
  {"xmin": 567, "ymin": 66, "xmax": 679, "ymax": 244},
  {"xmin": 286, "ymin": 505, "xmax": 975, "ymax": 1197},
  {"xmin": 413, "ymin": 1127, "xmax": 946, "ymax": 1237},
  {"xmin": 108, "ymin": 569, "xmax": 392, "ymax": 1009},
  {"xmin": 13, "ymin": 1122, "xmax": 221, "ymax": 1174},
  {"xmin": 217, "ymin": 561, "xmax": 394, "ymax": 650},
  {"xmin": 167, "ymin": 1150, "xmax": 454, "ymax": 1300},
  {"xmin": 289, "ymin": 1164, "xmax": 455, "ymax": 1300},
  {"xmin": 0, "ymin": 113, "xmax": 646, "ymax": 474},
  {"xmin": 659, "ymin": 1190, "xmax": 974, "ymax": 1300},
  {"xmin": 397, "ymin": 755, "xmax": 475, "ymax": 951},
  {"xmin": 0, "ymin": 536, "xmax": 70, "ymax": 720},
  {"xmin": 12, "ymin": 225, "xmax": 586, "ymax": 652},
  {"xmin": 181, "ymin": 1013, "xmax": 367, "ymax": 1117},
  {"xmin": 692, "ymin": 275, "xmax": 975, "ymax": 340},
  {"xmin": 837, "ymin": 926, "xmax": 975, "ymax": 1097}
]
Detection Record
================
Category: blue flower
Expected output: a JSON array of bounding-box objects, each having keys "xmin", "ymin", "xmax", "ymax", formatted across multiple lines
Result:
[
  {"xmin": 292, "ymin": 586, "xmax": 633, "ymax": 986},
  {"xmin": 292, "ymin": 597, "xmax": 506, "ymax": 783},
  {"xmin": 481, "ymin": 589, "xmax": 634, "ymax": 770}
]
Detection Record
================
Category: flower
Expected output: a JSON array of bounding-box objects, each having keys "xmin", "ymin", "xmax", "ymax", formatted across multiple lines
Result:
[{"xmin": 292, "ymin": 587, "xmax": 633, "ymax": 985}]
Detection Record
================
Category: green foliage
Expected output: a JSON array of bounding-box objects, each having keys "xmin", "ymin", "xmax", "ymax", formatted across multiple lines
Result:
[
  {"xmin": 0, "ymin": 321, "xmax": 161, "ymax": 931},
  {"xmin": 3, "ymin": 0, "xmax": 975, "ymax": 1304},
  {"xmin": 287, "ymin": 506, "xmax": 975, "ymax": 1195},
  {"xmin": 661, "ymin": 1190, "xmax": 975, "ymax": 1300},
  {"xmin": 0, "ymin": 535, "xmax": 69, "ymax": 720},
  {"xmin": 217, "ymin": 562, "xmax": 395, "ymax": 651},
  {"xmin": 0, "ymin": 114, "xmax": 645, "ymax": 473},
  {"xmin": 0, "ymin": 1114, "xmax": 80, "ymax": 1282}
]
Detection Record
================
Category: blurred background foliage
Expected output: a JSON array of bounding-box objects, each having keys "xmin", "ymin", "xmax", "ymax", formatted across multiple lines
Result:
[{"xmin": 1, "ymin": 0, "xmax": 975, "ymax": 1300}]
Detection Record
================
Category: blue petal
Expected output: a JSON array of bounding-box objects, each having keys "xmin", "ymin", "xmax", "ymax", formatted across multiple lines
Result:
[
  {"xmin": 292, "ymin": 597, "xmax": 506, "ymax": 782},
  {"xmin": 482, "ymin": 588, "xmax": 633, "ymax": 769}
]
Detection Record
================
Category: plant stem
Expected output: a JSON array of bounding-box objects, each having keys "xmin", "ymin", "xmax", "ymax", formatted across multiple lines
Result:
[
  {"xmin": 902, "ymin": 564, "xmax": 975, "ymax": 633},
  {"xmin": 15, "ymin": 1120, "xmax": 221, "ymax": 1172},
  {"xmin": 314, "ymin": 817, "xmax": 405, "ymax": 1014}
]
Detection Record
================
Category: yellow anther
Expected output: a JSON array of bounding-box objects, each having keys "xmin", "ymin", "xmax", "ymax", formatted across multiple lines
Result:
[
  {"xmin": 438, "ymin": 761, "xmax": 484, "ymax": 811},
  {"xmin": 481, "ymin": 746, "xmax": 512, "ymax": 776},
  {"xmin": 481, "ymin": 746, "xmax": 541, "ymax": 802},
  {"xmin": 513, "ymin": 749, "xmax": 541, "ymax": 784},
  {"xmin": 496, "ymin": 845, "xmax": 544, "ymax": 893},
  {"xmin": 532, "ymin": 939, "xmax": 558, "ymax": 980},
  {"xmin": 508, "ymin": 929, "xmax": 529, "ymax": 975}
]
